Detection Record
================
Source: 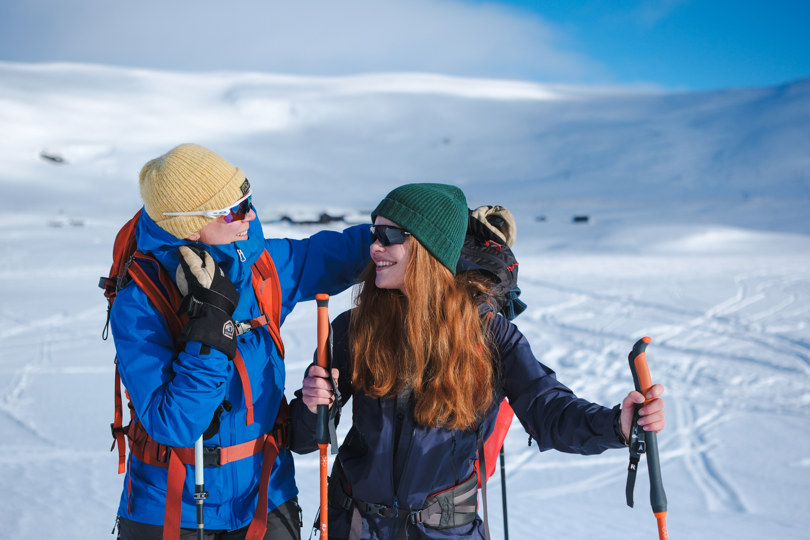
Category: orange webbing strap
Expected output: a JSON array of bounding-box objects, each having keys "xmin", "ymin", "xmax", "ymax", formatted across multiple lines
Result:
[
  {"xmin": 245, "ymin": 435, "xmax": 280, "ymax": 540},
  {"xmin": 161, "ymin": 436, "xmax": 281, "ymax": 540},
  {"xmin": 163, "ymin": 450, "xmax": 186, "ymax": 540},
  {"xmin": 233, "ymin": 351, "xmax": 255, "ymax": 426},
  {"xmin": 112, "ymin": 367, "xmax": 126, "ymax": 473},
  {"xmin": 251, "ymin": 251, "xmax": 285, "ymax": 358},
  {"xmin": 125, "ymin": 422, "xmax": 282, "ymax": 540}
]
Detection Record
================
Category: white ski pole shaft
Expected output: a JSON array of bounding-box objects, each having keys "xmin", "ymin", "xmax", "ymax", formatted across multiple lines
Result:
[{"xmin": 194, "ymin": 436, "xmax": 207, "ymax": 540}]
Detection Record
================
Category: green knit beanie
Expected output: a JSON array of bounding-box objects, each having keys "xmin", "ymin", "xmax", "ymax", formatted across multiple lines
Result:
[{"xmin": 372, "ymin": 183, "xmax": 468, "ymax": 275}]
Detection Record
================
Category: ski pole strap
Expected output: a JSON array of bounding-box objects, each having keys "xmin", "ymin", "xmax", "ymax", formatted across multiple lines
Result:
[
  {"xmin": 326, "ymin": 374, "xmax": 341, "ymax": 451},
  {"xmin": 625, "ymin": 414, "xmax": 645, "ymax": 508}
]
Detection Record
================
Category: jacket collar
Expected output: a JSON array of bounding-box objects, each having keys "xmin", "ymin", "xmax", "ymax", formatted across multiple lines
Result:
[{"xmin": 135, "ymin": 208, "xmax": 267, "ymax": 289}]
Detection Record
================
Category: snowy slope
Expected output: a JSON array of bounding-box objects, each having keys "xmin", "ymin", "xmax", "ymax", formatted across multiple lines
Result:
[{"xmin": 1, "ymin": 62, "xmax": 809, "ymax": 539}]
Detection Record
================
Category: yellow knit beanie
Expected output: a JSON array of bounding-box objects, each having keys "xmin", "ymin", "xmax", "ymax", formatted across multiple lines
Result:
[{"xmin": 139, "ymin": 144, "xmax": 250, "ymax": 239}]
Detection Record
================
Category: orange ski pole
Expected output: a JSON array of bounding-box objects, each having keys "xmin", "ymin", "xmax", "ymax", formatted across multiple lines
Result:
[
  {"xmin": 627, "ymin": 337, "xmax": 669, "ymax": 540},
  {"xmin": 315, "ymin": 294, "xmax": 331, "ymax": 539}
]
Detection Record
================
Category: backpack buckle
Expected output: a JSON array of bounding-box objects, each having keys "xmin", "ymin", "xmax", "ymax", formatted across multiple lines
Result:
[
  {"xmin": 154, "ymin": 444, "xmax": 172, "ymax": 465},
  {"xmin": 361, "ymin": 501, "xmax": 398, "ymax": 518},
  {"xmin": 110, "ymin": 422, "xmax": 125, "ymax": 438},
  {"xmin": 203, "ymin": 445, "xmax": 221, "ymax": 467},
  {"xmin": 99, "ymin": 276, "xmax": 116, "ymax": 293}
]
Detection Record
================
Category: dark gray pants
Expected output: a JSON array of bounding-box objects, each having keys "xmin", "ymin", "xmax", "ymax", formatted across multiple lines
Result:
[{"xmin": 117, "ymin": 497, "xmax": 302, "ymax": 540}]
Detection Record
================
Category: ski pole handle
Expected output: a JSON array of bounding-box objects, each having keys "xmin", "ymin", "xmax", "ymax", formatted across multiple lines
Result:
[
  {"xmin": 315, "ymin": 294, "xmax": 331, "ymax": 445},
  {"xmin": 629, "ymin": 337, "xmax": 668, "ymax": 539},
  {"xmin": 315, "ymin": 294, "xmax": 330, "ymax": 540}
]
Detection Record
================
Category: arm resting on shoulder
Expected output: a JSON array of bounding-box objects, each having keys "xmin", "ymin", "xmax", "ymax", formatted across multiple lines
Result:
[{"xmin": 268, "ymin": 224, "xmax": 371, "ymax": 317}]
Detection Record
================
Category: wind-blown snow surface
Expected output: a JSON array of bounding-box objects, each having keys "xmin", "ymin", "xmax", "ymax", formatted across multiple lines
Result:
[{"xmin": 1, "ymin": 62, "xmax": 809, "ymax": 539}]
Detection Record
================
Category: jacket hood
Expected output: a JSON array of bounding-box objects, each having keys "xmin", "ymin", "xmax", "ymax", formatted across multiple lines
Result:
[{"xmin": 135, "ymin": 208, "xmax": 268, "ymax": 321}]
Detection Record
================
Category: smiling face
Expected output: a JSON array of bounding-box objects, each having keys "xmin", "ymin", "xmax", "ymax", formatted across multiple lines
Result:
[
  {"xmin": 186, "ymin": 206, "xmax": 256, "ymax": 245},
  {"xmin": 371, "ymin": 216, "xmax": 411, "ymax": 294}
]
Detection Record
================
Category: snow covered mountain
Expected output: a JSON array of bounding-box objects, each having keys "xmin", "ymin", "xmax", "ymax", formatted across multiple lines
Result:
[{"xmin": 1, "ymin": 62, "xmax": 808, "ymax": 539}]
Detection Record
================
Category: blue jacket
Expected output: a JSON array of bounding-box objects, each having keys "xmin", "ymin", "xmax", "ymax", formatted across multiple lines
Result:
[
  {"xmin": 290, "ymin": 310, "xmax": 624, "ymax": 539},
  {"xmin": 111, "ymin": 210, "xmax": 370, "ymax": 530}
]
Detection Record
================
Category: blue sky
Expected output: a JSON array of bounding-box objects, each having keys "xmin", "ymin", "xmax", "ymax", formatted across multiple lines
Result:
[
  {"xmin": 492, "ymin": 0, "xmax": 810, "ymax": 89},
  {"xmin": 0, "ymin": 0, "xmax": 807, "ymax": 90}
]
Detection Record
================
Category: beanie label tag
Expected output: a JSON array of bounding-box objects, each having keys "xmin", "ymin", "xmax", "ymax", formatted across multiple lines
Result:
[{"xmin": 239, "ymin": 178, "xmax": 251, "ymax": 196}]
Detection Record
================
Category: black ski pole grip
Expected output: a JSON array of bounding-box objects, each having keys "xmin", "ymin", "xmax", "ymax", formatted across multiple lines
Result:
[
  {"xmin": 645, "ymin": 431, "xmax": 667, "ymax": 514},
  {"xmin": 315, "ymin": 294, "xmax": 330, "ymax": 446},
  {"xmin": 628, "ymin": 337, "xmax": 668, "ymax": 516}
]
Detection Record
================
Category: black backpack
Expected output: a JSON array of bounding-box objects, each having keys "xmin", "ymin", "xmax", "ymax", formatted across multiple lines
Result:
[{"xmin": 457, "ymin": 206, "xmax": 527, "ymax": 321}]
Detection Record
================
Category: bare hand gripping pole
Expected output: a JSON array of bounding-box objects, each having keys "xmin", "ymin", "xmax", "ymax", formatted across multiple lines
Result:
[{"xmin": 626, "ymin": 337, "xmax": 669, "ymax": 540}]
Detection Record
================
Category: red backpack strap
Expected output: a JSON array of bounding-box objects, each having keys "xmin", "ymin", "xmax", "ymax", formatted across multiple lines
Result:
[
  {"xmin": 126, "ymin": 252, "xmax": 185, "ymax": 336},
  {"xmin": 111, "ymin": 250, "xmax": 185, "ymax": 474},
  {"xmin": 126, "ymin": 416, "xmax": 283, "ymax": 540},
  {"xmin": 221, "ymin": 249, "xmax": 285, "ymax": 428},
  {"xmin": 233, "ymin": 351, "xmax": 255, "ymax": 425},
  {"xmin": 250, "ymin": 250, "xmax": 285, "ymax": 358},
  {"xmin": 474, "ymin": 312, "xmax": 514, "ymax": 484},
  {"xmin": 101, "ymin": 210, "xmax": 143, "ymax": 340},
  {"xmin": 101, "ymin": 210, "xmax": 141, "ymax": 301},
  {"xmin": 111, "ymin": 367, "xmax": 127, "ymax": 473}
]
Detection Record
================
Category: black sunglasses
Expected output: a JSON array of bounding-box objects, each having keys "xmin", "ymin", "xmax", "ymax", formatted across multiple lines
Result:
[{"xmin": 370, "ymin": 225, "xmax": 411, "ymax": 246}]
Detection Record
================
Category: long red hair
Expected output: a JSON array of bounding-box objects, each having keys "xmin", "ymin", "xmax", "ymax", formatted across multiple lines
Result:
[{"xmin": 350, "ymin": 238, "xmax": 494, "ymax": 430}]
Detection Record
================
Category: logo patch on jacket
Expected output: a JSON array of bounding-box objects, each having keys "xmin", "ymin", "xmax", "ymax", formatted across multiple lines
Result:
[{"xmin": 223, "ymin": 320, "xmax": 235, "ymax": 339}]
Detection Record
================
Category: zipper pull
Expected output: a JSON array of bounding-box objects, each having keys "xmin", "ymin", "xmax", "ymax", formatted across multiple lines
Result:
[{"xmin": 236, "ymin": 247, "xmax": 246, "ymax": 262}]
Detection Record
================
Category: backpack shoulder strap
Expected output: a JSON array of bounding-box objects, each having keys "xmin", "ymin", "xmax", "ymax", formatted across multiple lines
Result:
[
  {"xmin": 110, "ymin": 249, "xmax": 185, "ymax": 474},
  {"xmin": 250, "ymin": 249, "xmax": 285, "ymax": 358},
  {"xmin": 126, "ymin": 252, "xmax": 184, "ymax": 336}
]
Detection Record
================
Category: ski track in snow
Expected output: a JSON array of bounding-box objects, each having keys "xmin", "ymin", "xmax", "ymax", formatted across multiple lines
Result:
[
  {"xmin": 504, "ymin": 257, "xmax": 810, "ymax": 522},
  {"xmin": 0, "ymin": 334, "xmax": 60, "ymax": 448},
  {"xmin": 525, "ymin": 271, "xmax": 810, "ymax": 381}
]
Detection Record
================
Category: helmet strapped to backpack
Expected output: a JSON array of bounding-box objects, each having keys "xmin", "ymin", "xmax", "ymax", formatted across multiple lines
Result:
[{"xmin": 457, "ymin": 205, "xmax": 527, "ymax": 321}]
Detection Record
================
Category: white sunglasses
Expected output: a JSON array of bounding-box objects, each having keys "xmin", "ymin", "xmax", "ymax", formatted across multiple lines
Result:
[{"xmin": 162, "ymin": 191, "xmax": 253, "ymax": 223}]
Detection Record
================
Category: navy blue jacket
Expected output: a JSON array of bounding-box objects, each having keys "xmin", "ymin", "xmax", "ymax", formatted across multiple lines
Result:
[{"xmin": 290, "ymin": 310, "xmax": 624, "ymax": 539}]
